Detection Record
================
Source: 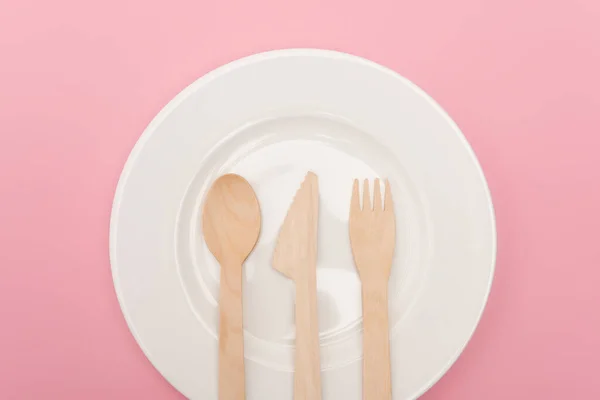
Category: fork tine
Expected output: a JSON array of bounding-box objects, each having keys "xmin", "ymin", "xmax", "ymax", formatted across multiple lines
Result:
[
  {"xmin": 373, "ymin": 178, "xmax": 382, "ymax": 211},
  {"xmin": 351, "ymin": 179, "xmax": 361, "ymax": 214},
  {"xmin": 363, "ymin": 179, "xmax": 371, "ymax": 211},
  {"xmin": 384, "ymin": 179, "xmax": 393, "ymax": 211}
]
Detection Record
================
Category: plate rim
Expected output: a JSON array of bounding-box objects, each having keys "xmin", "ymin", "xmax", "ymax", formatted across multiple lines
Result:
[{"xmin": 109, "ymin": 48, "xmax": 497, "ymax": 399}]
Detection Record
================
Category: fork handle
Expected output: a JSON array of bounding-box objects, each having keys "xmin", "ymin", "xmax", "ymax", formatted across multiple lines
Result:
[{"xmin": 362, "ymin": 283, "xmax": 391, "ymax": 400}]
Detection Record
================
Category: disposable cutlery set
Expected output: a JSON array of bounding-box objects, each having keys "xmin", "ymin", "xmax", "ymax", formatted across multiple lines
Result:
[{"xmin": 202, "ymin": 172, "xmax": 396, "ymax": 400}]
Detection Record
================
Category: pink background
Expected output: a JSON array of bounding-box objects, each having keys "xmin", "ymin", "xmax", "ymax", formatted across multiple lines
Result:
[{"xmin": 1, "ymin": 0, "xmax": 600, "ymax": 398}]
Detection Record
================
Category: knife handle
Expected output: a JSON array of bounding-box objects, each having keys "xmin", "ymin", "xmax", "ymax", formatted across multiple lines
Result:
[
  {"xmin": 294, "ymin": 268, "xmax": 322, "ymax": 400},
  {"xmin": 361, "ymin": 282, "xmax": 391, "ymax": 400},
  {"xmin": 218, "ymin": 261, "xmax": 245, "ymax": 400}
]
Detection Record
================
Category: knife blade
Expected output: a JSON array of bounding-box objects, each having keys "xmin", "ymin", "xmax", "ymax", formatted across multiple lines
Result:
[{"xmin": 272, "ymin": 171, "xmax": 322, "ymax": 400}]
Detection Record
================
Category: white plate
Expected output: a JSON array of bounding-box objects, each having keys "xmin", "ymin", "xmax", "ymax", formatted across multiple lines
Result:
[{"xmin": 110, "ymin": 49, "xmax": 496, "ymax": 400}]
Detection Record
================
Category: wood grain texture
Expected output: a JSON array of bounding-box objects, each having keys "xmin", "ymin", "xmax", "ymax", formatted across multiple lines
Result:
[
  {"xmin": 218, "ymin": 259, "xmax": 245, "ymax": 400},
  {"xmin": 272, "ymin": 172, "xmax": 322, "ymax": 400},
  {"xmin": 202, "ymin": 174, "xmax": 261, "ymax": 400},
  {"xmin": 349, "ymin": 178, "xmax": 396, "ymax": 400}
]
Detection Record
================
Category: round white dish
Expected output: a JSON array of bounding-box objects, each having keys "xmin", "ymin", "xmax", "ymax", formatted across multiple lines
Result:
[{"xmin": 110, "ymin": 49, "xmax": 496, "ymax": 400}]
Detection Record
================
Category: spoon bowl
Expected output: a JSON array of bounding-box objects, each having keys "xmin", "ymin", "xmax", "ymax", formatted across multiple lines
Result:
[{"xmin": 203, "ymin": 174, "xmax": 261, "ymax": 264}]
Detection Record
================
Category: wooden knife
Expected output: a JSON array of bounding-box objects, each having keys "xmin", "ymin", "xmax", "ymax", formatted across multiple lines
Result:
[{"xmin": 272, "ymin": 172, "xmax": 322, "ymax": 400}]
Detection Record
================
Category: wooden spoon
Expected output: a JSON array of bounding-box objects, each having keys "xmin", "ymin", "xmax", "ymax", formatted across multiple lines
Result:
[{"xmin": 202, "ymin": 174, "xmax": 261, "ymax": 400}]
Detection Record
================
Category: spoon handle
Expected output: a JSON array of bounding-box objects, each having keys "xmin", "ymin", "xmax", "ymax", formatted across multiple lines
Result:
[{"xmin": 218, "ymin": 261, "xmax": 245, "ymax": 400}]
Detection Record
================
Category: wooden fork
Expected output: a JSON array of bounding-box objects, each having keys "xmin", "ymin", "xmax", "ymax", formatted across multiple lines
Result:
[{"xmin": 349, "ymin": 178, "xmax": 396, "ymax": 400}]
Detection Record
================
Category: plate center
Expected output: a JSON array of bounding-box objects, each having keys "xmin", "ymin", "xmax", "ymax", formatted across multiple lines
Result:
[{"xmin": 177, "ymin": 115, "xmax": 428, "ymax": 369}]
